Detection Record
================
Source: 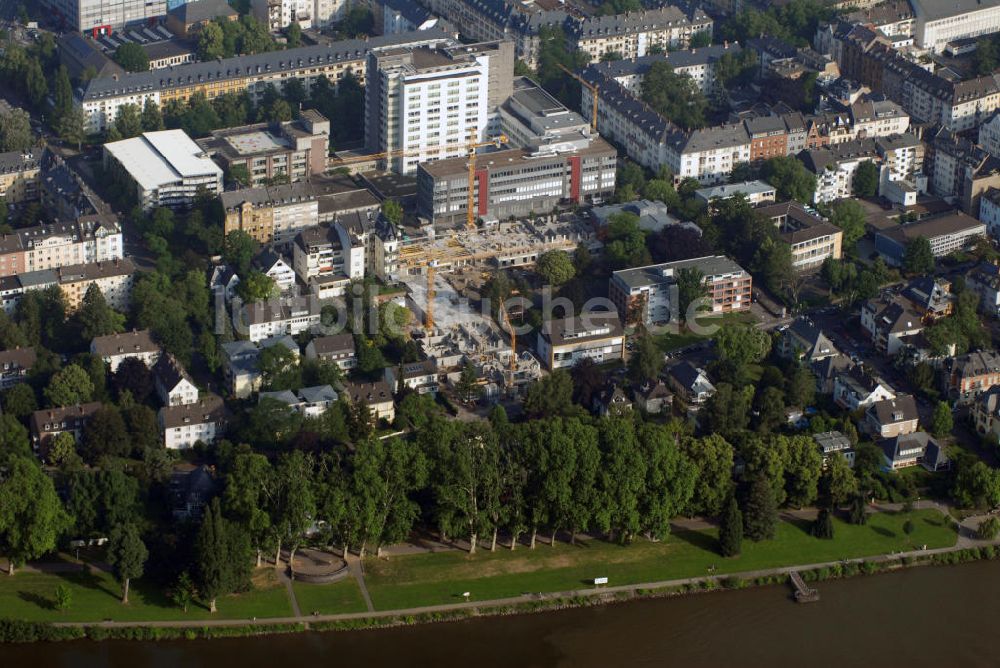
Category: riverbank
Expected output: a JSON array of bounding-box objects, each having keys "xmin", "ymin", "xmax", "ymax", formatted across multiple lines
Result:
[{"xmin": 3, "ymin": 539, "xmax": 999, "ymax": 644}]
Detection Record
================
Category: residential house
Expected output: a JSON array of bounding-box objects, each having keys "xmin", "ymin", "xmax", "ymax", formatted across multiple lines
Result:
[
  {"xmin": 667, "ymin": 361, "xmax": 716, "ymax": 407},
  {"xmin": 536, "ymin": 313, "xmax": 625, "ymax": 370},
  {"xmin": 865, "ymin": 394, "xmax": 920, "ymax": 438},
  {"xmin": 219, "ymin": 336, "xmax": 299, "ymax": 399},
  {"xmin": 967, "ymin": 261, "xmax": 1000, "ymax": 315},
  {"xmin": 901, "ymin": 276, "xmax": 954, "ymax": 321},
  {"xmin": 942, "ymin": 350, "xmax": 1000, "ymax": 401},
  {"xmin": 881, "ymin": 432, "xmax": 949, "ymax": 471},
  {"xmin": 757, "ymin": 202, "xmax": 843, "ymax": 271},
  {"xmin": 252, "ymin": 250, "xmax": 296, "ymax": 293},
  {"xmin": 813, "ymin": 352, "xmax": 854, "ymax": 395},
  {"xmin": 29, "ymin": 402, "xmax": 102, "ymax": 449},
  {"xmin": 0, "ymin": 347, "xmax": 35, "ymax": 390},
  {"xmin": 304, "ymin": 334, "xmax": 357, "ymax": 370},
  {"xmin": 153, "ymin": 353, "xmax": 199, "ymax": 407},
  {"xmin": 834, "ymin": 365, "xmax": 896, "ymax": 410},
  {"xmin": 973, "ymin": 386, "xmax": 1000, "ymax": 443},
  {"xmin": 159, "ymin": 394, "xmax": 227, "ymax": 450},
  {"xmin": 90, "ymin": 329, "xmax": 160, "ymax": 373},
  {"xmin": 860, "ymin": 296, "xmax": 925, "ymax": 356},
  {"xmin": 777, "ymin": 317, "xmax": 840, "ymax": 362},
  {"xmin": 235, "ymin": 298, "xmax": 322, "ymax": 343},
  {"xmin": 259, "ymin": 385, "xmax": 338, "ymax": 418},
  {"xmin": 593, "ymin": 384, "xmax": 633, "ymax": 417},
  {"xmin": 341, "ymin": 379, "xmax": 396, "ymax": 423},
  {"xmin": 632, "ymin": 381, "xmax": 673, "ymax": 415},
  {"xmin": 169, "ymin": 464, "xmax": 217, "ymax": 521},
  {"xmin": 385, "ymin": 360, "xmax": 440, "ymax": 395},
  {"xmin": 814, "ymin": 430, "xmax": 856, "ymax": 467}
]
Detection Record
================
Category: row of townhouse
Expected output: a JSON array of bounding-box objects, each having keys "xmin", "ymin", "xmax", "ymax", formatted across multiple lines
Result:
[
  {"xmin": 0, "ymin": 257, "xmax": 136, "ymax": 315},
  {"xmin": 421, "ymin": 1, "xmax": 710, "ymax": 68},
  {"xmin": 830, "ymin": 23, "xmax": 1000, "ymax": 132},
  {"xmin": 589, "ymin": 43, "xmax": 743, "ymax": 97},
  {"xmin": 76, "ymin": 29, "xmax": 454, "ymax": 133},
  {"xmin": 0, "ymin": 215, "xmax": 122, "ymax": 278},
  {"xmin": 580, "ymin": 62, "xmax": 912, "ymax": 185}
]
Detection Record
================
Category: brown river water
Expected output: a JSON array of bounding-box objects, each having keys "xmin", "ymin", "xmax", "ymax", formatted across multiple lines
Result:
[{"xmin": 3, "ymin": 560, "xmax": 999, "ymax": 667}]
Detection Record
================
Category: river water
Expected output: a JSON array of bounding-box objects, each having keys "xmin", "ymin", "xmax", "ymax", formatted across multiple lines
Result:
[{"xmin": 4, "ymin": 560, "xmax": 999, "ymax": 667}]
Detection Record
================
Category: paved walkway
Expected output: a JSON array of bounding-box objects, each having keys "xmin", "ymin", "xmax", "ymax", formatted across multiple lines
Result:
[
  {"xmin": 277, "ymin": 567, "xmax": 302, "ymax": 619},
  {"xmin": 346, "ymin": 554, "xmax": 375, "ymax": 613}
]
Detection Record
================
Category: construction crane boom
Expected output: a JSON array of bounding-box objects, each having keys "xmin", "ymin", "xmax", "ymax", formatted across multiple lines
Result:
[{"xmin": 557, "ymin": 63, "xmax": 598, "ymax": 132}]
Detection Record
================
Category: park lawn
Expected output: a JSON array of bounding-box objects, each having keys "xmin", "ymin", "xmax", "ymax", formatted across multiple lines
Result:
[
  {"xmin": 0, "ymin": 566, "xmax": 293, "ymax": 623},
  {"xmin": 292, "ymin": 579, "xmax": 369, "ymax": 616},
  {"xmin": 363, "ymin": 509, "xmax": 956, "ymax": 610}
]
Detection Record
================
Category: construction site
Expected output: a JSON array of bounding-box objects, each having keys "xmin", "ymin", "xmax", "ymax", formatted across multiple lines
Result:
[{"xmin": 390, "ymin": 211, "xmax": 599, "ymax": 397}]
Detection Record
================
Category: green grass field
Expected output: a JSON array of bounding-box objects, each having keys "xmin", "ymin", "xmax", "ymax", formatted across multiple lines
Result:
[
  {"xmin": 292, "ymin": 579, "xmax": 369, "ymax": 616},
  {"xmin": 363, "ymin": 509, "xmax": 956, "ymax": 610},
  {"xmin": 0, "ymin": 565, "xmax": 292, "ymax": 623},
  {"xmin": 654, "ymin": 311, "xmax": 758, "ymax": 353}
]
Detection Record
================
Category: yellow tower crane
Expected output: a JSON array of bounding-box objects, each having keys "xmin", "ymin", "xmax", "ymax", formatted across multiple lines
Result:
[{"xmin": 557, "ymin": 63, "xmax": 598, "ymax": 132}]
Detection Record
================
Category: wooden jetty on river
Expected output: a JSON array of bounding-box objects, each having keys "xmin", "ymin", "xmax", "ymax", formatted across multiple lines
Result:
[{"xmin": 790, "ymin": 571, "xmax": 819, "ymax": 603}]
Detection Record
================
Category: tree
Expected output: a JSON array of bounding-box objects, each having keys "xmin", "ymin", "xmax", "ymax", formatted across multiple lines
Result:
[
  {"xmin": 522, "ymin": 370, "xmax": 576, "ymax": 418},
  {"xmin": 640, "ymin": 62, "xmax": 707, "ymax": 130},
  {"xmin": 603, "ymin": 212, "xmax": 651, "ymax": 269},
  {"xmin": 952, "ymin": 460, "xmax": 1000, "ymax": 509},
  {"xmin": 638, "ymin": 423, "xmax": 695, "ymax": 540},
  {"xmin": 198, "ymin": 21, "xmax": 225, "ymax": 60},
  {"xmin": 113, "ymin": 103, "xmax": 143, "ymax": 139},
  {"xmin": 822, "ymin": 453, "xmax": 857, "ymax": 506},
  {"xmin": 676, "ymin": 267, "xmax": 708, "ymax": 324},
  {"xmin": 828, "ymin": 199, "xmax": 866, "ymax": 251},
  {"xmin": 1, "ymin": 384, "xmax": 36, "ymax": 419},
  {"xmin": 681, "ymin": 434, "xmax": 734, "ymax": 516},
  {"xmin": 285, "ymin": 21, "xmax": 302, "ymax": 47},
  {"xmin": 0, "ymin": 415, "xmax": 31, "ymax": 459},
  {"xmin": 141, "ymin": 99, "xmax": 164, "ymax": 132},
  {"xmin": 977, "ymin": 516, "xmax": 1000, "ymax": 540},
  {"xmin": 224, "ymin": 231, "xmax": 258, "ymax": 276},
  {"xmin": 351, "ymin": 436, "xmax": 428, "ymax": 556},
  {"xmin": 113, "ymin": 357, "xmax": 153, "ymax": 404},
  {"xmin": 44, "ymin": 364, "xmax": 94, "ymax": 407},
  {"xmin": 627, "ymin": 331, "xmax": 661, "ymax": 385},
  {"xmin": 57, "ymin": 107, "xmax": 85, "ymax": 150},
  {"xmin": 48, "ymin": 432, "xmax": 81, "ymax": 469},
  {"xmin": 811, "ymin": 507, "xmax": 834, "ymax": 539},
  {"xmin": 535, "ymin": 250, "xmax": 576, "ymax": 286},
  {"xmin": 903, "ymin": 237, "xmax": 934, "ymax": 275},
  {"xmin": 195, "ymin": 499, "xmax": 251, "ymax": 613},
  {"xmin": 849, "ymin": 494, "xmax": 868, "ymax": 525},
  {"xmin": 236, "ymin": 270, "xmax": 277, "ymax": 303},
  {"xmin": 106, "ymin": 523, "xmax": 147, "ymax": 604},
  {"xmin": 761, "ymin": 156, "xmax": 816, "ymax": 204},
  {"xmin": 852, "ymin": 160, "xmax": 879, "ymax": 197},
  {"xmin": 455, "ymin": 362, "xmax": 481, "ymax": 405},
  {"xmin": 381, "ymin": 199, "xmax": 403, "ymax": 226},
  {"xmin": 0, "ymin": 457, "xmax": 70, "ymax": 575},
  {"xmin": 54, "ymin": 584, "xmax": 72, "ymax": 612},
  {"xmin": 271, "ymin": 451, "xmax": 316, "ymax": 567},
  {"xmin": 931, "ymin": 401, "xmax": 953, "ymax": 437},
  {"xmin": 903, "ymin": 519, "xmax": 915, "ymax": 536},
  {"xmin": 718, "ymin": 494, "xmax": 743, "ymax": 557},
  {"xmin": 76, "ymin": 284, "xmax": 125, "ymax": 341},
  {"xmin": 223, "ymin": 452, "xmax": 273, "ymax": 567},
  {"xmin": 715, "ymin": 323, "xmax": 771, "ymax": 369},
  {"xmin": 82, "ymin": 407, "xmax": 130, "ymax": 463},
  {"xmin": 595, "ymin": 418, "xmax": 647, "ymax": 543},
  {"xmin": 755, "ymin": 386, "xmax": 786, "ymax": 433},
  {"xmin": 24, "ymin": 59, "xmax": 47, "ymax": 109},
  {"xmin": 170, "ymin": 571, "xmax": 196, "ymax": 612},
  {"xmin": 114, "ymin": 43, "xmax": 149, "ymax": 72},
  {"xmin": 0, "ymin": 109, "xmax": 33, "ymax": 152},
  {"xmin": 742, "ymin": 474, "xmax": 777, "ymax": 542}
]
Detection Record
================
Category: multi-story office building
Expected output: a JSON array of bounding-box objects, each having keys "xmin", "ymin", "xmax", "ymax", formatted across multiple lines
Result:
[
  {"xmin": 103, "ymin": 130, "xmax": 223, "ymax": 210},
  {"xmin": 0, "ymin": 215, "xmax": 122, "ymax": 277},
  {"xmin": 911, "ymin": 0, "xmax": 1000, "ymax": 53},
  {"xmin": 567, "ymin": 6, "xmax": 712, "ymax": 62},
  {"xmin": 76, "ymin": 30, "xmax": 452, "ymax": 133},
  {"xmin": 757, "ymin": 202, "xmax": 844, "ymax": 271},
  {"xmin": 45, "ymin": 0, "xmax": 166, "ymax": 35},
  {"xmin": 609, "ymin": 255, "xmax": 752, "ymax": 327},
  {"xmin": 416, "ymin": 140, "xmax": 617, "ymax": 225},
  {"xmin": 875, "ymin": 212, "xmax": 987, "ymax": 266},
  {"xmin": 536, "ymin": 312, "xmax": 625, "ymax": 370},
  {"xmin": 198, "ymin": 110, "xmax": 330, "ymax": 188}
]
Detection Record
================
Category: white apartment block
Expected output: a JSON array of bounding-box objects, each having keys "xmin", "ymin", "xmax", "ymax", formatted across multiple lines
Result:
[
  {"xmin": 588, "ymin": 43, "xmax": 742, "ymax": 98},
  {"xmin": 536, "ymin": 313, "xmax": 625, "ymax": 370},
  {"xmin": 90, "ymin": 329, "xmax": 161, "ymax": 373},
  {"xmin": 979, "ymin": 112, "xmax": 1000, "ymax": 156},
  {"xmin": 103, "ymin": 130, "xmax": 223, "ymax": 210},
  {"xmin": 292, "ymin": 223, "xmax": 365, "ymax": 283},
  {"xmin": 160, "ymin": 394, "xmax": 225, "ymax": 450},
  {"xmin": 365, "ymin": 45, "xmax": 490, "ymax": 175},
  {"xmin": 912, "ymin": 0, "xmax": 1000, "ymax": 53},
  {"xmin": 237, "ymin": 299, "xmax": 322, "ymax": 343}
]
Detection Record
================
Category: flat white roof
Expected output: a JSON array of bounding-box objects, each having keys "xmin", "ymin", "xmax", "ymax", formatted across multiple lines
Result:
[{"xmin": 105, "ymin": 129, "xmax": 222, "ymax": 192}]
